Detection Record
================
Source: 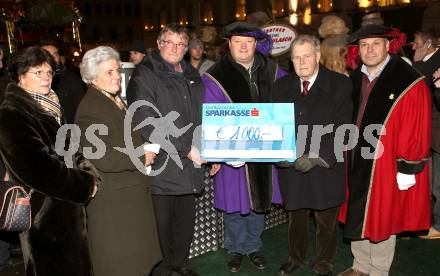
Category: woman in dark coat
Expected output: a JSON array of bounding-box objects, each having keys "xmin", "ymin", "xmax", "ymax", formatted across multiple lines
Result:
[
  {"xmin": 0, "ymin": 46, "xmax": 100, "ymax": 276},
  {"xmin": 75, "ymin": 46, "xmax": 161, "ymax": 276}
]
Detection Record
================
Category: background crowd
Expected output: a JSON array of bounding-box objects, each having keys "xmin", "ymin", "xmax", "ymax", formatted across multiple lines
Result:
[{"xmin": 0, "ymin": 9, "xmax": 439, "ymax": 276}]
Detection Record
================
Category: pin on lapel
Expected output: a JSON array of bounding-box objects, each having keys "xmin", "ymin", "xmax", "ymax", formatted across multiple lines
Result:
[{"xmin": 389, "ymin": 93, "xmax": 395, "ymax": 100}]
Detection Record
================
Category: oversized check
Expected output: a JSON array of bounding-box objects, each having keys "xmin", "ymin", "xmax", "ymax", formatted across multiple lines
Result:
[{"xmin": 201, "ymin": 103, "xmax": 296, "ymax": 162}]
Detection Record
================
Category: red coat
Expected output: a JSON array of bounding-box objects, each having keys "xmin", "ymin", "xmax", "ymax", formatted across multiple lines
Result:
[{"xmin": 339, "ymin": 56, "xmax": 432, "ymax": 242}]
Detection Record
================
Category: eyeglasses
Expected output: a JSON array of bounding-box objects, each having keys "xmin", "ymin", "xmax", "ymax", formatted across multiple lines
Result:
[
  {"xmin": 161, "ymin": 40, "xmax": 187, "ymax": 49},
  {"xmin": 27, "ymin": 70, "xmax": 54, "ymax": 78}
]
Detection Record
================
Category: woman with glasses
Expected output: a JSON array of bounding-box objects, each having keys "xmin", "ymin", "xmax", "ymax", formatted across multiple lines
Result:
[
  {"xmin": 75, "ymin": 46, "xmax": 161, "ymax": 276},
  {"xmin": 0, "ymin": 46, "xmax": 100, "ymax": 276}
]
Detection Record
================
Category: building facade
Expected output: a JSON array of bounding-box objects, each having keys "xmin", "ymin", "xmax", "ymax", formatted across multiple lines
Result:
[{"xmin": 75, "ymin": 0, "xmax": 440, "ymax": 48}]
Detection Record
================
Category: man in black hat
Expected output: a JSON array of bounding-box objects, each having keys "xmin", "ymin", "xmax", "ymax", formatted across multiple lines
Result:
[
  {"xmin": 128, "ymin": 40, "xmax": 147, "ymax": 65},
  {"xmin": 203, "ymin": 21, "xmax": 286, "ymax": 273},
  {"xmin": 338, "ymin": 24, "xmax": 431, "ymax": 276}
]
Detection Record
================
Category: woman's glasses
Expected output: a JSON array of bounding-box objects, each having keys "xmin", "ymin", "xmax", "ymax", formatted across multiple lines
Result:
[{"xmin": 27, "ymin": 70, "xmax": 54, "ymax": 78}]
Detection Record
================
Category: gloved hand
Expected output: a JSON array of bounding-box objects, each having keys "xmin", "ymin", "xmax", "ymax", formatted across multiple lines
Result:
[
  {"xmin": 396, "ymin": 172, "xmax": 416, "ymax": 190},
  {"xmin": 293, "ymin": 155, "xmax": 326, "ymax": 173},
  {"xmin": 275, "ymin": 161, "xmax": 296, "ymax": 168},
  {"xmin": 226, "ymin": 161, "xmax": 245, "ymax": 168}
]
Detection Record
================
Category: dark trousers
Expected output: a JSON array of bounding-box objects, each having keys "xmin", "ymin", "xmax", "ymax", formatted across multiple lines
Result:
[
  {"xmin": 288, "ymin": 206, "xmax": 340, "ymax": 274},
  {"xmin": 151, "ymin": 194, "xmax": 196, "ymax": 273}
]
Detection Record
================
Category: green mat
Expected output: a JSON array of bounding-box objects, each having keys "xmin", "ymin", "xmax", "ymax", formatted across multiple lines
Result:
[{"xmin": 192, "ymin": 223, "xmax": 440, "ymax": 276}]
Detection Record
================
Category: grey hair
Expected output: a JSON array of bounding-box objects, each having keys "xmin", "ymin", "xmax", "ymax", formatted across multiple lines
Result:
[
  {"xmin": 157, "ymin": 23, "xmax": 189, "ymax": 43},
  {"xmin": 79, "ymin": 46, "xmax": 121, "ymax": 84},
  {"xmin": 290, "ymin": 35, "xmax": 321, "ymax": 54},
  {"xmin": 157, "ymin": 23, "xmax": 189, "ymax": 51}
]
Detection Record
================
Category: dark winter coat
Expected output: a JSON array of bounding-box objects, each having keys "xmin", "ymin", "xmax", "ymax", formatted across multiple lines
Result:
[
  {"xmin": 413, "ymin": 50, "xmax": 440, "ymax": 153},
  {"xmin": 75, "ymin": 87, "xmax": 162, "ymax": 276},
  {"xmin": 52, "ymin": 66, "xmax": 85, "ymax": 124},
  {"xmin": 272, "ymin": 65, "xmax": 353, "ymax": 210},
  {"xmin": 0, "ymin": 82, "xmax": 99, "ymax": 276},
  {"xmin": 126, "ymin": 50, "xmax": 205, "ymax": 195},
  {"xmin": 202, "ymin": 52, "xmax": 286, "ymax": 213}
]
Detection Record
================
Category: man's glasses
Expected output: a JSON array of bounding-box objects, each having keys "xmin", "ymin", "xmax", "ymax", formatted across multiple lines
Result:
[
  {"xmin": 27, "ymin": 70, "xmax": 54, "ymax": 78},
  {"xmin": 161, "ymin": 40, "xmax": 187, "ymax": 49}
]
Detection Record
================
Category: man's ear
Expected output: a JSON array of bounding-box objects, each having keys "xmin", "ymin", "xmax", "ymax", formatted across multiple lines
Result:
[{"xmin": 157, "ymin": 40, "xmax": 161, "ymax": 49}]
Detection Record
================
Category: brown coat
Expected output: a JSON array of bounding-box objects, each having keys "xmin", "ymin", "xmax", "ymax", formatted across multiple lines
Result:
[
  {"xmin": 0, "ymin": 83, "xmax": 98, "ymax": 276},
  {"xmin": 75, "ymin": 87, "xmax": 161, "ymax": 276}
]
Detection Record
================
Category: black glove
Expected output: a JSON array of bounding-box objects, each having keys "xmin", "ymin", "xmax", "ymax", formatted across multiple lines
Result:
[
  {"xmin": 293, "ymin": 155, "xmax": 327, "ymax": 173},
  {"xmin": 275, "ymin": 161, "xmax": 296, "ymax": 168}
]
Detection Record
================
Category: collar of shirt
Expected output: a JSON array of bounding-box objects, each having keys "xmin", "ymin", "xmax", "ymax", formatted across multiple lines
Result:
[
  {"xmin": 361, "ymin": 54, "xmax": 391, "ymax": 82},
  {"xmin": 423, "ymin": 48, "xmax": 438, "ymax": 62},
  {"xmin": 159, "ymin": 54, "xmax": 186, "ymax": 74},
  {"xmin": 300, "ymin": 66, "xmax": 319, "ymax": 90}
]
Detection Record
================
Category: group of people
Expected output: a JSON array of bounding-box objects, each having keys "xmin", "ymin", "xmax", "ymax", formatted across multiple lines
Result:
[{"xmin": 0, "ymin": 15, "xmax": 438, "ymax": 276}]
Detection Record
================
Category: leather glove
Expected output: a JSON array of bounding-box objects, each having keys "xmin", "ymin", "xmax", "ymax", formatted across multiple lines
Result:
[
  {"xmin": 275, "ymin": 161, "xmax": 296, "ymax": 168},
  {"xmin": 293, "ymin": 155, "xmax": 327, "ymax": 173}
]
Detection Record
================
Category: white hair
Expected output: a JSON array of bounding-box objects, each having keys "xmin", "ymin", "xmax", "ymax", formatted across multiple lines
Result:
[
  {"xmin": 291, "ymin": 34, "xmax": 321, "ymax": 53},
  {"xmin": 79, "ymin": 46, "xmax": 120, "ymax": 84}
]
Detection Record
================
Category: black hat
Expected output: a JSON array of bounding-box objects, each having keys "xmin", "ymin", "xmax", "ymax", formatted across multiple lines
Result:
[
  {"xmin": 222, "ymin": 22, "xmax": 267, "ymax": 40},
  {"xmin": 347, "ymin": 24, "xmax": 394, "ymax": 44},
  {"xmin": 128, "ymin": 40, "xmax": 146, "ymax": 54}
]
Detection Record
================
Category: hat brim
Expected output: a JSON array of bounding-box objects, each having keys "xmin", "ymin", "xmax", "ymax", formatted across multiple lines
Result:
[
  {"xmin": 347, "ymin": 24, "xmax": 394, "ymax": 44},
  {"xmin": 222, "ymin": 22, "xmax": 264, "ymax": 40}
]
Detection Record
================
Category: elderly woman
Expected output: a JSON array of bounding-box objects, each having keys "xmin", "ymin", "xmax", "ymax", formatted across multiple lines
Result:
[
  {"xmin": 75, "ymin": 46, "xmax": 161, "ymax": 276},
  {"xmin": 0, "ymin": 46, "xmax": 100, "ymax": 276}
]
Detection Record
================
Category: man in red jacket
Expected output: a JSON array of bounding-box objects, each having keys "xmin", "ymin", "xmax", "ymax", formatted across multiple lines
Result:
[{"xmin": 339, "ymin": 24, "xmax": 432, "ymax": 276}]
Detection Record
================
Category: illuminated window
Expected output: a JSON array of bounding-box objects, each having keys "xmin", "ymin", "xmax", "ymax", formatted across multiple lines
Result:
[
  {"xmin": 378, "ymin": 0, "xmax": 397, "ymax": 6},
  {"xmin": 317, "ymin": 0, "xmax": 334, "ymax": 11},
  {"xmin": 272, "ymin": 0, "xmax": 287, "ymax": 17},
  {"xmin": 236, "ymin": 0, "xmax": 246, "ymax": 21},
  {"xmin": 203, "ymin": 1, "xmax": 214, "ymax": 24},
  {"xmin": 179, "ymin": 8, "xmax": 187, "ymax": 26}
]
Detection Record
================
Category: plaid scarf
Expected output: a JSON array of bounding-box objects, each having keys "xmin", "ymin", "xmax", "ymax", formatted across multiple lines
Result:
[
  {"xmin": 26, "ymin": 90, "xmax": 62, "ymax": 125},
  {"xmin": 93, "ymin": 86, "xmax": 127, "ymax": 111}
]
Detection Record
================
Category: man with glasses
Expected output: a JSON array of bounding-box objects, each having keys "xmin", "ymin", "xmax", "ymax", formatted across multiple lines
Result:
[{"xmin": 127, "ymin": 23, "xmax": 205, "ymax": 276}]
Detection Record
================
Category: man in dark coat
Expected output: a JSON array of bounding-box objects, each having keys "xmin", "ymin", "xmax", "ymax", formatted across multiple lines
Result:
[
  {"xmin": 203, "ymin": 21, "xmax": 286, "ymax": 273},
  {"xmin": 339, "ymin": 25, "xmax": 431, "ymax": 276},
  {"xmin": 40, "ymin": 39, "xmax": 85, "ymax": 123},
  {"xmin": 411, "ymin": 30, "xmax": 440, "ymax": 240},
  {"xmin": 272, "ymin": 35, "xmax": 352, "ymax": 276},
  {"xmin": 126, "ymin": 23, "xmax": 205, "ymax": 276}
]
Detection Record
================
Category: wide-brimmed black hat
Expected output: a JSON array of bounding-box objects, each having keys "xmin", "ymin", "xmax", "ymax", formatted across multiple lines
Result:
[
  {"xmin": 128, "ymin": 40, "xmax": 146, "ymax": 54},
  {"xmin": 222, "ymin": 22, "xmax": 267, "ymax": 40},
  {"xmin": 347, "ymin": 24, "xmax": 394, "ymax": 44}
]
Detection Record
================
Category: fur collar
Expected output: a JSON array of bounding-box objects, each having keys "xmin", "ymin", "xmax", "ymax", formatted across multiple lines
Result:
[
  {"xmin": 207, "ymin": 52, "xmax": 277, "ymax": 103},
  {"xmin": 1, "ymin": 82, "xmax": 60, "ymax": 129}
]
